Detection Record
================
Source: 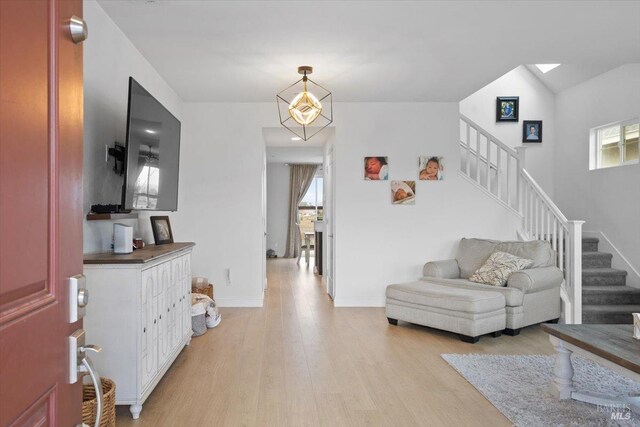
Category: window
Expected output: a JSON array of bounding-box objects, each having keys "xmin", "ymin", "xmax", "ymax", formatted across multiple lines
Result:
[
  {"xmin": 133, "ymin": 165, "xmax": 159, "ymax": 209},
  {"xmin": 591, "ymin": 119, "xmax": 639, "ymax": 170},
  {"xmin": 298, "ymin": 175, "xmax": 323, "ymax": 238}
]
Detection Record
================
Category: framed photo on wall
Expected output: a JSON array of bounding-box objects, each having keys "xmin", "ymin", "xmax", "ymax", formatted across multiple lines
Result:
[
  {"xmin": 522, "ymin": 120, "xmax": 543, "ymax": 143},
  {"xmin": 496, "ymin": 96, "xmax": 519, "ymax": 122},
  {"xmin": 150, "ymin": 216, "xmax": 174, "ymax": 245},
  {"xmin": 418, "ymin": 156, "xmax": 444, "ymax": 180},
  {"xmin": 391, "ymin": 181, "xmax": 415, "ymax": 205},
  {"xmin": 364, "ymin": 156, "xmax": 389, "ymax": 180}
]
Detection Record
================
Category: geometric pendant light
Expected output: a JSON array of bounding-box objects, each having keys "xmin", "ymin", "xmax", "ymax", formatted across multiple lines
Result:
[{"xmin": 276, "ymin": 66, "xmax": 333, "ymax": 141}]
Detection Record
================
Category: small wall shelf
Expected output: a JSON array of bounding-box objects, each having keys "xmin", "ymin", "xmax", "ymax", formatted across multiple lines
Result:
[{"xmin": 86, "ymin": 213, "xmax": 139, "ymax": 221}]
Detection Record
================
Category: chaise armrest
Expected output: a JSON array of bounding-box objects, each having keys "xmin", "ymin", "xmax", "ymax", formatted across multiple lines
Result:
[
  {"xmin": 422, "ymin": 259, "xmax": 460, "ymax": 279},
  {"xmin": 507, "ymin": 266, "xmax": 563, "ymax": 294}
]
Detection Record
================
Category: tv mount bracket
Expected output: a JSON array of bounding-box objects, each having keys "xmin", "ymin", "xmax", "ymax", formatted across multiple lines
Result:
[{"xmin": 106, "ymin": 142, "xmax": 125, "ymax": 176}]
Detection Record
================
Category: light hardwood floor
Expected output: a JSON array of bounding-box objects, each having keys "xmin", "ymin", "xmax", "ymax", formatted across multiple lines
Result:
[{"xmin": 116, "ymin": 258, "xmax": 554, "ymax": 426}]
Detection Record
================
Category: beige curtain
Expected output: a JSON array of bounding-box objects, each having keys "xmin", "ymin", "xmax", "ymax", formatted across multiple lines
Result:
[{"xmin": 284, "ymin": 164, "xmax": 319, "ymax": 258}]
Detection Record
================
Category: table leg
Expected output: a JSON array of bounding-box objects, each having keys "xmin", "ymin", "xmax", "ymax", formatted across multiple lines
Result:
[
  {"xmin": 547, "ymin": 335, "xmax": 640, "ymax": 415},
  {"xmin": 549, "ymin": 335, "xmax": 575, "ymax": 400},
  {"xmin": 305, "ymin": 235, "xmax": 310, "ymax": 265}
]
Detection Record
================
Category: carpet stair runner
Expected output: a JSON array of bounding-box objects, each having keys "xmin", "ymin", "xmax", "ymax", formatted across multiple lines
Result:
[{"xmin": 581, "ymin": 237, "xmax": 640, "ymax": 324}]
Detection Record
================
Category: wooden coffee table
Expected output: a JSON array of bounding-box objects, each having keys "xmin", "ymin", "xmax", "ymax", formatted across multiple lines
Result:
[{"xmin": 542, "ymin": 324, "xmax": 640, "ymax": 414}]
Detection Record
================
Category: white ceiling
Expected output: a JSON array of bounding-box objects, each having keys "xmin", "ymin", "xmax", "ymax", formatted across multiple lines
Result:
[
  {"xmin": 524, "ymin": 64, "xmax": 622, "ymax": 94},
  {"xmin": 97, "ymin": 1, "xmax": 640, "ymax": 102}
]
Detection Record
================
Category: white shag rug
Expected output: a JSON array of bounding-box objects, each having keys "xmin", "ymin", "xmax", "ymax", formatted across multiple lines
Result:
[{"xmin": 441, "ymin": 354, "xmax": 640, "ymax": 427}]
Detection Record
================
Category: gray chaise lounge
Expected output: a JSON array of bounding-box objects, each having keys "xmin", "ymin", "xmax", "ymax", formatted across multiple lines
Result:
[{"xmin": 386, "ymin": 238, "xmax": 563, "ymax": 342}]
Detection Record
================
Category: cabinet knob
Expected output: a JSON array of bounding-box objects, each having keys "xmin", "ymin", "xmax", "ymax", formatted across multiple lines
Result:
[
  {"xmin": 154, "ymin": 319, "xmax": 156, "ymax": 324},
  {"xmin": 173, "ymin": 303, "xmax": 175, "ymax": 308},
  {"xmin": 167, "ymin": 308, "xmax": 170, "ymax": 312},
  {"xmin": 143, "ymin": 327, "xmax": 146, "ymax": 333},
  {"xmin": 159, "ymin": 315, "xmax": 162, "ymax": 320}
]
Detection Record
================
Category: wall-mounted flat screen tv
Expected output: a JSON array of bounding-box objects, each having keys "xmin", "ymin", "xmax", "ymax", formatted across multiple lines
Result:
[{"xmin": 122, "ymin": 77, "xmax": 181, "ymax": 211}]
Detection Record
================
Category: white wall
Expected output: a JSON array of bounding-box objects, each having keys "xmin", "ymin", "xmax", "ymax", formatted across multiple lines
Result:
[
  {"xmin": 83, "ymin": 0, "xmax": 184, "ymax": 253},
  {"xmin": 81, "ymin": 4, "xmax": 638, "ymax": 305},
  {"xmin": 460, "ymin": 65, "xmax": 556, "ymax": 196},
  {"xmin": 555, "ymin": 64, "xmax": 640, "ymax": 279},
  {"xmin": 176, "ymin": 102, "xmax": 522, "ymax": 307},
  {"xmin": 176, "ymin": 103, "xmax": 273, "ymax": 306},
  {"xmin": 331, "ymin": 103, "xmax": 522, "ymax": 306},
  {"xmin": 266, "ymin": 163, "xmax": 290, "ymax": 257}
]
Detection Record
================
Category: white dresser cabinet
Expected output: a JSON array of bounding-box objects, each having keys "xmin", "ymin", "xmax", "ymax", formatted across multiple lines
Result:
[{"xmin": 83, "ymin": 243, "xmax": 194, "ymax": 419}]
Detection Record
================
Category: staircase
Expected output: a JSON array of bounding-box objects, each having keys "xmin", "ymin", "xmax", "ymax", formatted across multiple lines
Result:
[
  {"xmin": 459, "ymin": 113, "xmax": 639, "ymax": 325},
  {"xmin": 581, "ymin": 237, "xmax": 640, "ymax": 324}
]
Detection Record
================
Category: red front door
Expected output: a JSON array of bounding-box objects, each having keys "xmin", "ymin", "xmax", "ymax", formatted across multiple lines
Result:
[{"xmin": 1, "ymin": 0, "xmax": 84, "ymax": 425}]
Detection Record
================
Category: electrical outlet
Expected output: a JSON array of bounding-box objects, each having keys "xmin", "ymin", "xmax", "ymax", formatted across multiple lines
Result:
[{"xmin": 225, "ymin": 268, "xmax": 231, "ymax": 286}]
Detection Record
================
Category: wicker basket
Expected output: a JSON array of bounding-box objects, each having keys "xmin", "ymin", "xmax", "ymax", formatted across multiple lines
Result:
[
  {"xmin": 192, "ymin": 282, "xmax": 214, "ymax": 300},
  {"xmin": 82, "ymin": 377, "xmax": 116, "ymax": 427}
]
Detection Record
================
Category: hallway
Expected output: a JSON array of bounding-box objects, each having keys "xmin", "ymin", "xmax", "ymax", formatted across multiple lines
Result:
[{"xmin": 116, "ymin": 258, "xmax": 553, "ymax": 426}]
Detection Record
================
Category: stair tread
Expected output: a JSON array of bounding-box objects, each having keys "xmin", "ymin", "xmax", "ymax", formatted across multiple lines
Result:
[
  {"xmin": 582, "ymin": 237, "xmax": 599, "ymax": 243},
  {"xmin": 582, "ymin": 286, "xmax": 640, "ymax": 293},
  {"xmin": 582, "ymin": 268, "xmax": 627, "ymax": 276},
  {"xmin": 582, "ymin": 304, "xmax": 640, "ymax": 312},
  {"xmin": 582, "ymin": 251, "xmax": 612, "ymax": 257}
]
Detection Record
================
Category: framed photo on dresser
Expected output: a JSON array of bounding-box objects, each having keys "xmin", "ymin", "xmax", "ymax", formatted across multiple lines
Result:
[{"xmin": 150, "ymin": 216, "xmax": 174, "ymax": 245}]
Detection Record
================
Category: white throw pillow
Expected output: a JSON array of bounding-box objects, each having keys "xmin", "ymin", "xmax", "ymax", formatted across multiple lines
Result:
[{"xmin": 469, "ymin": 251, "xmax": 533, "ymax": 287}]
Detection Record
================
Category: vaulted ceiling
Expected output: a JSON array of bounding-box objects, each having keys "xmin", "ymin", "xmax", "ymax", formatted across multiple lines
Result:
[{"xmin": 98, "ymin": 0, "xmax": 640, "ymax": 102}]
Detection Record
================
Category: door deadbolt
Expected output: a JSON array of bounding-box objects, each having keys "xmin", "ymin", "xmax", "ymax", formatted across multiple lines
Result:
[
  {"xmin": 69, "ymin": 16, "xmax": 88, "ymax": 44},
  {"xmin": 77, "ymin": 288, "xmax": 89, "ymax": 307}
]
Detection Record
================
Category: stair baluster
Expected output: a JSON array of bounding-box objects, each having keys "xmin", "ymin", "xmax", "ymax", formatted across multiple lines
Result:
[{"xmin": 459, "ymin": 114, "xmax": 585, "ymax": 324}]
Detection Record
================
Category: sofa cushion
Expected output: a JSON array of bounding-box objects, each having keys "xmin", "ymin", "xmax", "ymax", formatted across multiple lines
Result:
[
  {"xmin": 469, "ymin": 251, "xmax": 533, "ymax": 286},
  {"xmin": 456, "ymin": 238, "xmax": 555, "ymax": 278},
  {"xmin": 495, "ymin": 240, "xmax": 555, "ymax": 269},
  {"xmin": 456, "ymin": 238, "xmax": 498, "ymax": 279},
  {"xmin": 386, "ymin": 281, "xmax": 505, "ymax": 313},
  {"xmin": 419, "ymin": 277, "xmax": 524, "ymax": 306}
]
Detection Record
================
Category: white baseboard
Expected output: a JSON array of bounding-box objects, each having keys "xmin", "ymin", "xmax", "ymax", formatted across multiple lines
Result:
[
  {"xmin": 333, "ymin": 296, "xmax": 385, "ymax": 307},
  {"xmin": 583, "ymin": 230, "xmax": 640, "ymax": 288},
  {"xmin": 215, "ymin": 298, "xmax": 264, "ymax": 308}
]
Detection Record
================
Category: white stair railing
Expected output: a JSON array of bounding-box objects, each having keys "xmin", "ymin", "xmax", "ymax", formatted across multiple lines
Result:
[
  {"xmin": 520, "ymin": 169, "xmax": 584, "ymax": 324},
  {"xmin": 459, "ymin": 114, "xmax": 524, "ymax": 212},
  {"xmin": 459, "ymin": 114, "xmax": 584, "ymax": 324}
]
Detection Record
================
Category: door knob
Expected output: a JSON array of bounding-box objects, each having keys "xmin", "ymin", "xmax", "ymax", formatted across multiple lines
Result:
[
  {"xmin": 69, "ymin": 16, "xmax": 88, "ymax": 44},
  {"xmin": 80, "ymin": 344, "xmax": 102, "ymax": 354}
]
